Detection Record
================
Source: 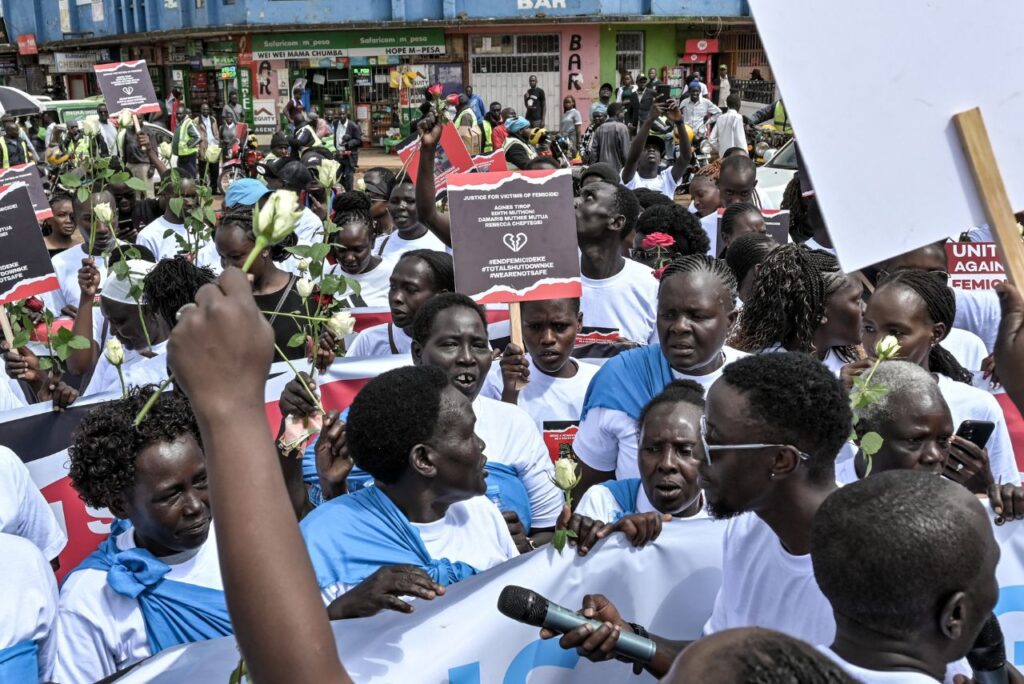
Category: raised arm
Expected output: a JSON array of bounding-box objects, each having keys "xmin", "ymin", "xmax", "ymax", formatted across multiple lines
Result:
[
  {"xmin": 666, "ymin": 99, "xmax": 693, "ymax": 183},
  {"xmin": 414, "ymin": 116, "xmax": 453, "ymax": 247},
  {"xmin": 622, "ymin": 100, "xmax": 665, "ymax": 184},
  {"xmin": 67, "ymin": 258, "xmax": 101, "ymax": 376},
  {"xmin": 168, "ymin": 268, "xmax": 350, "ymax": 684}
]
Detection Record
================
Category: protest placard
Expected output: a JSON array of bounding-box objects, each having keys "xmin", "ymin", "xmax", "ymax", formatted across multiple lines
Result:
[
  {"xmin": 0, "ymin": 184, "xmax": 58, "ymax": 308},
  {"xmin": 749, "ymin": 0, "xmax": 1024, "ymax": 272},
  {"xmin": 946, "ymin": 241, "xmax": 1006, "ymax": 291},
  {"xmin": 0, "ymin": 163, "xmax": 52, "ymax": 220},
  {"xmin": 93, "ymin": 60, "xmax": 161, "ymax": 115},
  {"xmin": 447, "ymin": 168, "xmax": 581, "ymax": 304},
  {"xmin": 472, "ymin": 149, "xmax": 508, "ymax": 174},
  {"xmin": 396, "ymin": 122, "xmax": 474, "ymax": 197}
]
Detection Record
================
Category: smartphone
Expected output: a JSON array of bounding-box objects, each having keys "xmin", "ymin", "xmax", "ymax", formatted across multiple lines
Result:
[
  {"xmin": 955, "ymin": 420, "xmax": 996, "ymax": 450},
  {"xmin": 656, "ymin": 84, "xmax": 672, "ymax": 99}
]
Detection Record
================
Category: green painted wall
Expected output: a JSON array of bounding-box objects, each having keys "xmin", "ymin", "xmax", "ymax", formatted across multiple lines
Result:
[{"xmin": 599, "ymin": 24, "xmax": 706, "ymax": 87}]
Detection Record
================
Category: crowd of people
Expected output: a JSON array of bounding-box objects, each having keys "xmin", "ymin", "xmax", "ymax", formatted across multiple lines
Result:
[{"xmin": 2, "ymin": 61, "xmax": 1024, "ymax": 684}]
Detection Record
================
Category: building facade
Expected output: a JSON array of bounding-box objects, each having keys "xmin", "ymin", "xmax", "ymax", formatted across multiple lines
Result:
[{"xmin": 4, "ymin": 0, "xmax": 769, "ymax": 144}]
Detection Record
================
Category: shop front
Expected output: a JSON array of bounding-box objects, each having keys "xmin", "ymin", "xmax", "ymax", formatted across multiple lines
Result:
[
  {"xmin": 51, "ymin": 49, "xmax": 113, "ymax": 99},
  {"xmin": 249, "ymin": 28, "xmax": 448, "ymax": 146}
]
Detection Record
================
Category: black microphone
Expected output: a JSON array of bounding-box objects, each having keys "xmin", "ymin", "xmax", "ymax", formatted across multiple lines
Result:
[
  {"xmin": 967, "ymin": 614, "xmax": 1008, "ymax": 684},
  {"xmin": 497, "ymin": 585, "xmax": 657, "ymax": 664}
]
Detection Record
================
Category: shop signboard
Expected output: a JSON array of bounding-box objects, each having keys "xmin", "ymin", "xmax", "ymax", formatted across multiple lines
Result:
[
  {"xmin": 53, "ymin": 50, "xmax": 111, "ymax": 74},
  {"xmin": 252, "ymin": 29, "xmax": 445, "ymax": 60},
  {"xmin": 238, "ymin": 67, "xmax": 254, "ymax": 127},
  {"xmin": 252, "ymin": 99, "xmax": 277, "ymax": 134},
  {"xmin": 16, "ymin": 34, "xmax": 37, "ymax": 56}
]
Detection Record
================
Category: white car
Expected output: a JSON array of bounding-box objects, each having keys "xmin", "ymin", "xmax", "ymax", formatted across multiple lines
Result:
[{"xmin": 755, "ymin": 138, "xmax": 797, "ymax": 209}]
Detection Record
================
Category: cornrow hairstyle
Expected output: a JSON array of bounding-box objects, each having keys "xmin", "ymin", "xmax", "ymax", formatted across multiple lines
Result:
[
  {"xmin": 632, "ymin": 187, "xmax": 675, "ymax": 210},
  {"xmin": 216, "ymin": 204, "xmax": 298, "ymax": 263},
  {"xmin": 142, "ymin": 256, "xmax": 216, "ymax": 329},
  {"xmin": 730, "ymin": 244, "xmax": 831, "ymax": 354},
  {"xmin": 397, "ymin": 249, "xmax": 455, "ymax": 293},
  {"xmin": 876, "ymin": 269, "xmax": 973, "ymax": 384},
  {"xmin": 720, "ymin": 202, "xmax": 763, "ymax": 238},
  {"xmin": 411, "ymin": 292, "xmax": 488, "ymax": 346},
  {"xmin": 659, "ymin": 254, "xmax": 738, "ymax": 310},
  {"xmin": 331, "ymin": 191, "xmax": 373, "ymax": 232},
  {"xmin": 635, "ymin": 204, "xmax": 711, "ymax": 257},
  {"xmin": 637, "ymin": 379, "xmax": 705, "ymax": 430},
  {"xmin": 68, "ymin": 385, "xmax": 200, "ymax": 511},
  {"xmin": 727, "ymin": 630, "xmax": 858, "ymax": 684},
  {"xmin": 725, "ymin": 233, "xmax": 778, "ymax": 287},
  {"xmin": 781, "ymin": 173, "xmax": 811, "ymax": 241},
  {"xmin": 694, "ymin": 158, "xmax": 722, "ymax": 180}
]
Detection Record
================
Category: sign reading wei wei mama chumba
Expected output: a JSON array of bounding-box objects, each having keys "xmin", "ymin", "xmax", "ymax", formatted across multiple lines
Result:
[{"xmin": 448, "ymin": 169, "xmax": 581, "ymax": 304}]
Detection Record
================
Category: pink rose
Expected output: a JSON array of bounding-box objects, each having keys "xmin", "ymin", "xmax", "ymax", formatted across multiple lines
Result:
[
  {"xmin": 446, "ymin": 93, "xmax": 461, "ymax": 107},
  {"xmin": 427, "ymin": 84, "xmax": 443, "ymax": 97},
  {"xmin": 641, "ymin": 232, "xmax": 676, "ymax": 249}
]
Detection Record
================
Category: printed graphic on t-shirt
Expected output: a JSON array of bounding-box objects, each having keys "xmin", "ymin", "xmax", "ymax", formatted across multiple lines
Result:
[{"xmin": 543, "ymin": 420, "xmax": 580, "ymax": 463}]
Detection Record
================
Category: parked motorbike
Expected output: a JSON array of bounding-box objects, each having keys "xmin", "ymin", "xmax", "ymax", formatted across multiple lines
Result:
[{"xmin": 219, "ymin": 132, "xmax": 263, "ymax": 193}]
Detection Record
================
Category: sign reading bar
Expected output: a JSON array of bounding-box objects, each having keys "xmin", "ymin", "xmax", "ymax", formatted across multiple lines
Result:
[
  {"xmin": 94, "ymin": 60, "xmax": 162, "ymax": 115},
  {"xmin": 448, "ymin": 169, "xmax": 582, "ymax": 304},
  {"xmin": 0, "ymin": 185, "xmax": 58, "ymax": 305},
  {"xmin": 946, "ymin": 241, "xmax": 1006, "ymax": 291},
  {"xmin": 0, "ymin": 164, "xmax": 52, "ymax": 221}
]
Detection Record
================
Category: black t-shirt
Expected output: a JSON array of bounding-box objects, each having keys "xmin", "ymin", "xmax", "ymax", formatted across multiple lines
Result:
[
  {"xmin": 253, "ymin": 278, "xmax": 306, "ymax": 361},
  {"xmin": 525, "ymin": 87, "xmax": 546, "ymax": 122}
]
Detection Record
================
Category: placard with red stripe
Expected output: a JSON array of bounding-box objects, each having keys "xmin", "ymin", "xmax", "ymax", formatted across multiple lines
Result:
[
  {"xmin": 447, "ymin": 169, "xmax": 582, "ymax": 304},
  {"xmin": 0, "ymin": 163, "xmax": 52, "ymax": 220},
  {"xmin": 946, "ymin": 241, "xmax": 1006, "ymax": 291},
  {"xmin": 0, "ymin": 184, "xmax": 58, "ymax": 305},
  {"xmin": 94, "ymin": 60, "xmax": 162, "ymax": 115}
]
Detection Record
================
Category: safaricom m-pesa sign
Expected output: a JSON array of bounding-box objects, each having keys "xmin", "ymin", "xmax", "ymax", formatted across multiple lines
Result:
[{"xmin": 252, "ymin": 29, "xmax": 445, "ymax": 60}]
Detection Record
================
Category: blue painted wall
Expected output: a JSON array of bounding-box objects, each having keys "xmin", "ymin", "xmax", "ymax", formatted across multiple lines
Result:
[{"xmin": 4, "ymin": 0, "xmax": 748, "ymax": 46}]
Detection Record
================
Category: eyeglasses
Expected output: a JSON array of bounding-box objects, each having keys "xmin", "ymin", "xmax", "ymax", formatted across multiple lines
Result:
[{"xmin": 699, "ymin": 415, "xmax": 810, "ymax": 466}]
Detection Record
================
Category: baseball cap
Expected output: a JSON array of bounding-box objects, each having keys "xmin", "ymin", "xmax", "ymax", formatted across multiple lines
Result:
[{"xmin": 580, "ymin": 162, "xmax": 620, "ymax": 186}]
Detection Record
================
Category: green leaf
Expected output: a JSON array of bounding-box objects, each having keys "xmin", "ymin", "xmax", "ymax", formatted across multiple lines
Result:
[
  {"xmin": 285, "ymin": 245, "xmax": 313, "ymax": 258},
  {"xmin": 205, "ymin": 207, "xmax": 218, "ymax": 225},
  {"xmin": 112, "ymin": 261, "xmax": 130, "ymax": 279},
  {"xmin": 169, "ymin": 197, "xmax": 184, "ymax": 217},
  {"xmin": 60, "ymin": 172, "xmax": 83, "ymax": 188},
  {"xmin": 124, "ymin": 177, "xmax": 149, "ymax": 192},
  {"xmin": 38, "ymin": 357, "xmax": 53, "ymax": 370},
  {"xmin": 286, "ymin": 331, "xmax": 307, "ymax": 348},
  {"xmin": 346, "ymin": 277, "xmax": 361, "ymax": 296},
  {"xmin": 860, "ymin": 431, "xmax": 884, "ymax": 456},
  {"xmin": 76, "ymin": 186, "xmax": 90, "ymax": 203},
  {"xmin": 55, "ymin": 345, "xmax": 71, "ymax": 361},
  {"xmin": 12, "ymin": 330, "xmax": 29, "ymax": 349},
  {"xmin": 551, "ymin": 529, "xmax": 567, "ymax": 553},
  {"xmin": 564, "ymin": 529, "xmax": 578, "ymax": 539},
  {"xmin": 110, "ymin": 171, "xmax": 131, "ymax": 184},
  {"xmin": 67, "ymin": 335, "xmax": 92, "ymax": 350},
  {"xmin": 54, "ymin": 327, "xmax": 74, "ymax": 343},
  {"xmin": 309, "ymin": 243, "xmax": 332, "ymax": 263}
]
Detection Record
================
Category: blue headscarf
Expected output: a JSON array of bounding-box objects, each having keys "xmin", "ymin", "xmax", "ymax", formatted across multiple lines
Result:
[{"xmin": 506, "ymin": 117, "xmax": 531, "ymax": 134}]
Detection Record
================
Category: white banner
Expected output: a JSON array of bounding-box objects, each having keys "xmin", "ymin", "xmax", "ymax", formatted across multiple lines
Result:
[{"xmin": 117, "ymin": 521, "xmax": 728, "ymax": 683}]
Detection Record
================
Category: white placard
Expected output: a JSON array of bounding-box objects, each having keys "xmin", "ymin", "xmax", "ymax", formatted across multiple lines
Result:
[{"xmin": 749, "ymin": 0, "xmax": 1024, "ymax": 271}]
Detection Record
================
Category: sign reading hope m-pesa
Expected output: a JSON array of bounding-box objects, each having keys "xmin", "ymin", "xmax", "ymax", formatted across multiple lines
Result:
[{"xmin": 448, "ymin": 169, "xmax": 582, "ymax": 305}]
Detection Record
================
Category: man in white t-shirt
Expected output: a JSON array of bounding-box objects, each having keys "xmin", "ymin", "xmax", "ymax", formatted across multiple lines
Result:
[
  {"xmin": 699, "ymin": 154, "xmax": 775, "ymax": 256},
  {"xmin": 301, "ymin": 366, "xmax": 518, "ymax": 617},
  {"xmin": 545, "ymin": 352, "xmax": 852, "ymax": 679},
  {"xmin": 135, "ymin": 175, "xmax": 199, "ymax": 261},
  {"xmin": 0, "ymin": 446, "xmax": 66, "ymax": 562},
  {"xmin": 0, "ymin": 532, "xmax": 58, "ymax": 682},
  {"xmin": 813, "ymin": 471, "xmax": 1009, "ymax": 684},
  {"xmin": 709, "ymin": 93, "xmax": 746, "ymax": 157},
  {"xmin": 620, "ymin": 96, "xmax": 691, "ymax": 200},
  {"xmin": 576, "ymin": 176, "xmax": 659, "ymax": 344}
]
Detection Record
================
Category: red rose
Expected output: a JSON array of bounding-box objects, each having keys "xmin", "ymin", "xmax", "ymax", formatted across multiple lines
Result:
[
  {"xmin": 427, "ymin": 84, "xmax": 444, "ymax": 97},
  {"xmin": 641, "ymin": 232, "xmax": 676, "ymax": 249},
  {"xmin": 652, "ymin": 266, "xmax": 667, "ymax": 280},
  {"xmin": 445, "ymin": 93, "xmax": 461, "ymax": 107},
  {"xmin": 24, "ymin": 297, "xmax": 44, "ymax": 313}
]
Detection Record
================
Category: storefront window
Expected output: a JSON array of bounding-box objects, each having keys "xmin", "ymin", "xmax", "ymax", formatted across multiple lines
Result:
[{"xmin": 615, "ymin": 32, "xmax": 644, "ymax": 79}]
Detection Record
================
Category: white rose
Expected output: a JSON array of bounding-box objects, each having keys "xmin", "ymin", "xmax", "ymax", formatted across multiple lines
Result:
[
  {"xmin": 327, "ymin": 311, "xmax": 355, "ymax": 337},
  {"xmin": 296, "ymin": 277, "xmax": 315, "ymax": 299},
  {"xmin": 875, "ymin": 335, "xmax": 901, "ymax": 360},
  {"xmin": 297, "ymin": 258, "xmax": 311, "ymax": 273},
  {"xmin": 104, "ymin": 338, "xmax": 125, "ymax": 366},
  {"xmin": 551, "ymin": 457, "xmax": 580, "ymax": 491},
  {"xmin": 257, "ymin": 190, "xmax": 303, "ymax": 243},
  {"xmin": 318, "ymin": 159, "xmax": 340, "ymax": 189},
  {"xmin": 93, "ymin": 202, "xmax": 115, "ymax": 225},
  {"xmin": 205, "ymin": 144, "xmax": 221, "ymax": 164},
  {"xmin": 118, "ymin": 110, "xmax": 133, "ymax": 128},
  {"xmin": 81, "ymin": 115, "xmax": 100, "ymax": 137}
]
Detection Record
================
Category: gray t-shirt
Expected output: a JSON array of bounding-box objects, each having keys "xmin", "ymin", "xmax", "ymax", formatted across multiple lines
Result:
[{"xmin": 560, "ymin": 108, "xmax": 582, "ymax": 139}]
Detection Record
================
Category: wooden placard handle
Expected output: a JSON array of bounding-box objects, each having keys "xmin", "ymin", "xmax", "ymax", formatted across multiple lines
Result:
[
  {"xmin": 953, "ymin": 107, "xmax": 1024, "ymax": 286},
  {"xmin": 0, "ymin": 306, "xmax": 14, "ymax": 345},
  {"xmin": 508, "ymin": 301, "xmax": 527, "ymax": 390}
]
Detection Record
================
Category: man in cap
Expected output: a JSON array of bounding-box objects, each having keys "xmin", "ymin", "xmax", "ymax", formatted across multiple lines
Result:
[
  {"xmin": 714, "ymin": 64, "xmax": 732, "ymax": 107},
  {"xmin": 502, "ymin": 117, "xmax": 539, "ymax": 170},
  {"xmin": 681, "ymin": 81, "xmax": 722, "ymax": 133}
]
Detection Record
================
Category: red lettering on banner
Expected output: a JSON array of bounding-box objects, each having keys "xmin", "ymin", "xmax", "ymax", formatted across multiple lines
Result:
[{"xmin": 42, "ymin": 476, "xmax": 113, "ymax": 582}]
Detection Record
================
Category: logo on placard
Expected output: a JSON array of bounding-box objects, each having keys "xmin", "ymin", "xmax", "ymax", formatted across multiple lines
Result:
[
  {"xmin": 502, "ymin": 233, "xmax": 528, "ymax": 253},
  {"xmin": 122, "ymin": 86, "xmax": 134, "ymax": 95}
]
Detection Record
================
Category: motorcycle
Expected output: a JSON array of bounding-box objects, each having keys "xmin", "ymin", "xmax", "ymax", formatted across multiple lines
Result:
[{"xmin": 219, "ymin": 128, "xmax": 262, "ymax": 193}]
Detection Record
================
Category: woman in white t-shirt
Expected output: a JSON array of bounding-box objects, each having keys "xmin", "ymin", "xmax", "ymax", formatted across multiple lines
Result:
[
  {"xmin": 0, "ymin": 532, "xmax": 58, "ymax": 682},
  {"xmin": 376, "ymin": 177, "xmax": 448, "ymax": 259},
  {"xmin": 54, "ymin": 387, "xmax": 231, "ymax": 684},
  {"xmin": 849, "ymin": 270, "xmax": 1021, "ymax": 485},
  {"xmin": 411, "ymin": 294, "xmax": 564, "ymax": 548},
  {"xmin": 559, "ymin": 96, "xmax": 583, "ymax": 150},
  {"xmin": 481, "ymin": 298, "xmax": 598, "ymax": 444},
  {"xmin": 326, "ymin": 192, "xmax": 394, "ymax": 308},
  {"xmin": 730, "ymin": 245, "xmax": 863, "ymax": 375},
  {"xmin": 576, "ymin": 380, "xmax": 708, "ymax": 536},
  {"xmin": 344, "ymin": 249, "xmax": 453, "ymax": 358},
  {"xmin": 573, "ymin": 255, "xmax": 747, "ymax": 488}
]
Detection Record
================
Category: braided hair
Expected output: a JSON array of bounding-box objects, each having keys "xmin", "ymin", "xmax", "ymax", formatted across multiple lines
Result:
[
  {"xmin": 660, "ymin": 254, "xmax": 738, "ymax": 310},
  {"xmin": 331, "ymin": 191, "xmax": 373, "ymax": 231},
  {"xmin": 142, "ymin": 257, "xmax": 216, "ymax": 330},
  {"xmin": 876, "ymin": 270, "xmax": 973, "ymax": 383},
  {"xmin": 725, "ymin": 232, "xmax": 778, "ymax": 287},
  {"xmin": 781, "ymin": 173, "xmax": 812, "ymax": 241},
  {"xmin": 216, "ymin": 204, "xmax": 298, "ymax": 262},
  {"xmin": 730, "ymin": 244, "xmax": 834, "ymax": 354},
  {"xmin": 635, "ymin": 203, "xmax": 710, "ymax": 257}
]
